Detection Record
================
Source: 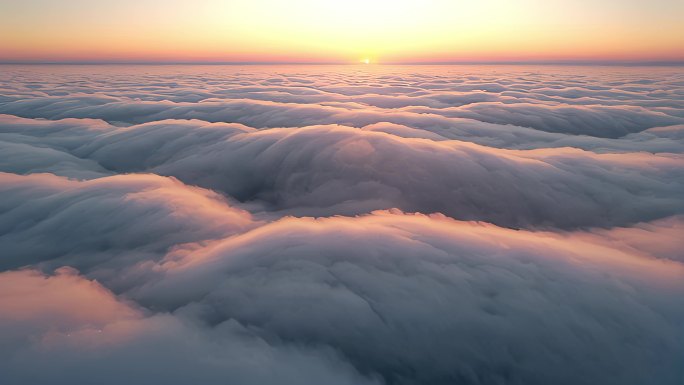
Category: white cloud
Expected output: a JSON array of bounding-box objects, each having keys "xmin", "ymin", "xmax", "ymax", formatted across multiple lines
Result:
[{"xmin": 1, "ymin": 65, "xmax": 683, "ymax": 385}]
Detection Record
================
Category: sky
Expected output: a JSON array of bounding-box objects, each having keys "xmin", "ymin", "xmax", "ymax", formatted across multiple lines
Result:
[{"xmin": 0, "ymin": 0, "xmax": 683, "ymax": 63}]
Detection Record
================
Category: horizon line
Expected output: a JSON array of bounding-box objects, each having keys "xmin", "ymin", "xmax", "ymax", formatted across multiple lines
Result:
[{"xmin": 1, "ymin": 59, "xmax": 684, "ymax": 66}]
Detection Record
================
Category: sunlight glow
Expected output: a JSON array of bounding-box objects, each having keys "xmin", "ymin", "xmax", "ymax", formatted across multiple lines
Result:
[{"xmin": 0, "ymin": 0, "xmax": 682, "ymax": 63}]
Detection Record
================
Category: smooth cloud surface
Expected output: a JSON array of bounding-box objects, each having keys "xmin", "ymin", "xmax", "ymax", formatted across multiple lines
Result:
[{"xmin": 1, "ymin": 64, "xmax": 683, "ymax": 385}]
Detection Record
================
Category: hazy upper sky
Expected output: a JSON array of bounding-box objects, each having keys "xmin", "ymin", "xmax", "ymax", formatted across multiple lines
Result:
[{"xmin": 1, "ymin": 0, "xmax": 683, "ymax": 63}]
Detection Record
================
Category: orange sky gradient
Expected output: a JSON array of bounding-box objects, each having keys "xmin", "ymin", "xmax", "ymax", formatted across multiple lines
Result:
[{"xmin": 1, "ymin": 0, "xmax": 683, "ymax": 64}]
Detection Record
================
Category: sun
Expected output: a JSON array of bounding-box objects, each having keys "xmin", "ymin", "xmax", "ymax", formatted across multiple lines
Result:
[{"xmin": 361, "ymin": 58, "xmax": 371, "ymax": 64}]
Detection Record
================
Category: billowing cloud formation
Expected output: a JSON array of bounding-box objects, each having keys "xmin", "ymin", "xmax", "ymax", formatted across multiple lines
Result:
[
  {"xmin": 0, "ymin": 268, "xmax": 376, "ymax": 385},
  {"xmin": 1, "ymin": 65, "xmax": 683, "ymax": 148},
  {"xmin": 1, "ymin": 208, "xmax": 683, "ymax": 384},
  {"xmin": 1, "ymin": 65, "xmax": 683, "ymax": 385},
  {"xmin": 0, "ymin": 172, "xmax": 254, "ymax": 276},
  {"xmin": 140, "ymin": 211, "xmax": 684, "ymax": 385},
  {"xmin": 2, "ymin": 116, "xmax": 682, "ymax": 229}
]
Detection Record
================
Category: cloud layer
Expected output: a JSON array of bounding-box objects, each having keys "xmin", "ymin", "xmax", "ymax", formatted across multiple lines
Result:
[
  {"xmin": 1, "ymin": 64, "xmax": 683, "ymax": 385},
  {"xmin": 2, "ymin": 116, "xmax": 683, "ymax": 229}
]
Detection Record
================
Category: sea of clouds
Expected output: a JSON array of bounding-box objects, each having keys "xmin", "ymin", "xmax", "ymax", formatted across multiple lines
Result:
[{"xmin": 1, "ymin": 64, "xmax": 683, "ymax": 385}]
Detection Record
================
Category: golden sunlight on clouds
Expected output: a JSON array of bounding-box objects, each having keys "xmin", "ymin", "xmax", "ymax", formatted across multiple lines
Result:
[{"xmin": 0, "ymin": 0, "xmax": 683, "ymax": 62}]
